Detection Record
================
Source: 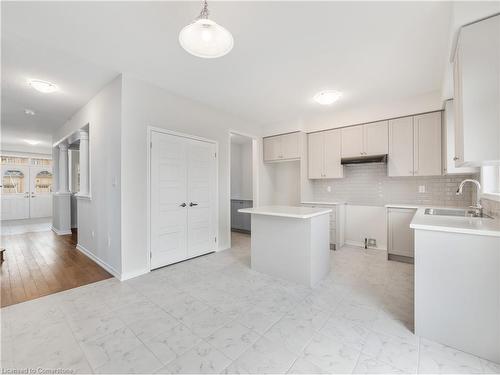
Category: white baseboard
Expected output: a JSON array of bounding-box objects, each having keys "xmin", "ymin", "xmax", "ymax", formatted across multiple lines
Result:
[
  {"xmin": 344, "ymin": 240, "xmax": 387, "ymax": 251},
  {"xmin": 76, "ymin": 243, "xmax": 121, "ymax": 279},
  {"xmin": 51, "ymin": 226, "xmax": 72, "ymax": 235},
  {"xmin": 120, "ymin": 269, "xmax": 150, "ymax": 281}
]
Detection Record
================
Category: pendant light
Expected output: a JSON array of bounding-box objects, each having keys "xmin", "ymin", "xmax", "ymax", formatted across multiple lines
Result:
[{"xmin": 179, "ymin": 0, "xmax": 234, "ymax": 58}]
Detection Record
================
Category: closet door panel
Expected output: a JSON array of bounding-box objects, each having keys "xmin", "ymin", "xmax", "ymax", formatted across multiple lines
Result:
[
  {"xmin": 150, "ymin": 132, "xmax": 188, "ymax": 269},
  {"xmin": 187, "ymin": 139, "xmax": 217, "ymax": 258}
]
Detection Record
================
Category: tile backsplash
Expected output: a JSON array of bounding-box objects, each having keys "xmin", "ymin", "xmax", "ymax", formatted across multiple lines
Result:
[
  {"xmin": 481, "ymin": 198, "xmax": 500, "ymax": 218},
  {"xmin": 312, "ymin": 163, "xmax": 476, "ymax": 207}
]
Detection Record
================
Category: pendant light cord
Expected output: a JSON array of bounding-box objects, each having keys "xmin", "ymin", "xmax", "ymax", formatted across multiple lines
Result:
[{"xmin": 197, "ymin": 0, "xmax": 210, "ymax": 20}]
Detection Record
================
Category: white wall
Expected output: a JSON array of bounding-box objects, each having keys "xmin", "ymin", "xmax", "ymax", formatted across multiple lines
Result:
[
  {"xmin": 120, "ymin": 75, "xmax": 258, "ymax": 279},
  {"xmin": 53, "ymin": 75, "xmax": 122, "ymax": 277},
  {"xmin": 230, "ymin": 141, "xmax": 253, "ymax": 200}
]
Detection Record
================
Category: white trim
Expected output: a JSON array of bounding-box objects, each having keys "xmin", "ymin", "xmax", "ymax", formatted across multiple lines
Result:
[
  {"xmin": 76, "ymin": 243, "xmax": 120, "ymax": 279},
  {"xmin": 146, "ymin": 126, "xmax": 219, "ymax": 272},
  {"xmin": 75, "ymin": 194, "xmax": 92, "ymax": 201},
  {"xmin": 51, "ymin": 226, "xmax": 72, "ymax": 235},
  {"xmin": 481, "ymin": 193, "xmax": 500, "ymax": 202},
  {"xmin": 120, "ymin": 269, "xmax": 150, "ymax": 281}
]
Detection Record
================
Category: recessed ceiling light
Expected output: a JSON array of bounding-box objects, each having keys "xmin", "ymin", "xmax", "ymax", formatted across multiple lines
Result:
[
  {"xmin": 28, "ymin": 79, "xmax": 58, "ymax": 93},
  {"xmin": 24, "ymin": 139, "xmax": 41, "ymax": 145},
  {"xmin": 313, "ymin": 90, "xmax": 342, "ymax": 105},
  {"xmin": 24, "ymin": 109, "xmax": 36, "ymax": 116}
]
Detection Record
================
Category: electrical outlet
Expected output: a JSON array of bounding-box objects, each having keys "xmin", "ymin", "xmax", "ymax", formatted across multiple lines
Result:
[
  {"xmin": 91, "ymin": 231, "xmax": 95, "ymax": 238},
  {"xmin": 327, "ymin": 186, "xmax": 332, "ymax": 193},
  {"xmin": 418, "ymin": 185, "xmax": 426, "ymax": 193}
]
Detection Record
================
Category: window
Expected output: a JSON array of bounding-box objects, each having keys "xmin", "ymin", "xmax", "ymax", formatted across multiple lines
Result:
[{"xmin": 481, "ymin": 166, "xmax": 500, "ymax": 201}]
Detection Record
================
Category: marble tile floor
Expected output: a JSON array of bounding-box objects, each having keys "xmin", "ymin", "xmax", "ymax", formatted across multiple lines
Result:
[{"xmin": 1, "ymin": 232, "xmax": 499, "ymax": 374}]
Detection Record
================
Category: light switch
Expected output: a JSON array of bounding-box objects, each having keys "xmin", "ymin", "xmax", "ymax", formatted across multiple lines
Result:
[{"xmin": 327, "ymin": 186, "xmax": 332, "ymax": 193}]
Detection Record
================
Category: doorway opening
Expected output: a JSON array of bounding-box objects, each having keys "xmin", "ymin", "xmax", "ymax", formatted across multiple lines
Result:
[{"xmin": 229, "ymin": 132, "xmax": 256, "ymax": 245}]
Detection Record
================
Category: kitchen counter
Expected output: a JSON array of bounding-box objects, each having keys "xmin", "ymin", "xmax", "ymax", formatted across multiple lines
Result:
[
  {"xmin": 239, "ymin": 205, "xmax": 332, "ymax": 219},
  {"xmin": 410, "ymin": 208, "xmax": 500, "ymax": 237},
  {"xmin": 300, "ymin": 201, "xmax": 345, "ymax": 206},
  {"xmin": 240, "ymin": 205, "xmax": 331, "ymax": 287}
]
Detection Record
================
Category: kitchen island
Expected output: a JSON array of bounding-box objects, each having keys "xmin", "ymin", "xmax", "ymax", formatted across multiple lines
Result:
[{"xmin": 238, "ymin": 205, "xmax": 331, "ymax": 287}]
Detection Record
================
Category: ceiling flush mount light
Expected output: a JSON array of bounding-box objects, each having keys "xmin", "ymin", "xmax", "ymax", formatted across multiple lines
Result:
[
  {"xmin": 24, "ymin": 139, "xmax": 40, "ymax": 146},
  {"xmin": 313, "ymin": 90, "xmax": 343, "ymax": 105},
  {"xmin": 24, "ymin": 109, "xmax": 36, "ymax": 116},
  {"xmin": 179, "ymin": 0, "xmax": 234, "ymax": 58},
  {"xmin": 28, "ymin": 79, "xmax": 58, "ymax": 93}
]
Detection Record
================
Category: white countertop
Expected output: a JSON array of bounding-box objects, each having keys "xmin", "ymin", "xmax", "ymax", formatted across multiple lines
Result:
[
  {"xmin": 301, "ymin": 201, "xmax": 345, "ymax": 206},
  {"xmin": 410, "ymin": 208, "xmax": 500, "ymax": 237},
  {"xmin": 239, "ymin": 205, "xmax": 332, "ymax": 219}
]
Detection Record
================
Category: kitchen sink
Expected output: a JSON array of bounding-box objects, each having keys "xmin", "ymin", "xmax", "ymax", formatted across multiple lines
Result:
[{"xmin": 424, "ymin": 208, "xmax": 493, "ymax": 219}]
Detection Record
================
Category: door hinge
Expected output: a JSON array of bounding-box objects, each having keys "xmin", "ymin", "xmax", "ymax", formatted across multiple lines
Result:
[
  {"xmin": 214, "ymin": 152, "xmax": 217, "ymax": 158},
  {"xmin": 150, "ymin": 252, "xmax": 152, "ymax": 259},
  {"xmin": 214, "ymin": 236, "xmax": 217, "ymax": 243},
  {"xmin": 150, "ymin": 141, "xmax": 152, "ymax": 148}
]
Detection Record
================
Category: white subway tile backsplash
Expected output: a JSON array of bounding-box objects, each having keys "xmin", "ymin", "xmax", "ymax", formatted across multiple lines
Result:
[{"xmin": 312, "ymin": 164, "xmax": 476, "ymax": 207}]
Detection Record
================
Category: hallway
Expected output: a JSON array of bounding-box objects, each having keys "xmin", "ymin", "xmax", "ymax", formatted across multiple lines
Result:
[{"xmin": 0, "ymin": 229, "xmax": 112, "ymax": 307}]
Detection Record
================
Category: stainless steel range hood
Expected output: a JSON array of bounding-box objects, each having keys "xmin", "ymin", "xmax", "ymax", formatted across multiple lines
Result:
[{"xmin": 341, "ymin": 154, "xmax": 387, "ymax": 165}]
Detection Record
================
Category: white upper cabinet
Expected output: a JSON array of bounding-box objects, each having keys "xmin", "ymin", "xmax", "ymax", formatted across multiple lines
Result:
[
  {"xmin": 323, "ymin": 130, "xmax": 343, "ymax": 178},
  {"xmin": 413, "ymin": 112, "xmax": 442, "ymax": 176},
  {"xmin": 453, "ymin": 15, "xmax": 500, "ymax": 166},
  {"xmin": 389, "ymin": 113, "xmax": 442, "ymax": 177},
  {"xmin": 308, "ymin": 129, "xmax": 343, "ymax": 179},
  {"xmin": 263, "ymin": 132, "xmax": 301, "ymax": 162},
  {"xmin": 364, "ymin": 121, "xmax": 389, "ymax": 156},
  {"xmin": 308, "ymin": 132, "xmax": 324, "ymax": 179},
  {"xmin": 341, "ymin": 121, "xmax": 388, "ymax": 158},
  {"xmin": 341, "ymin": 126, "xmax": 364, "ymax": 157},
  {"xmin": 388, "ymin": 117, "xmax": 414, "ymax": 177},
  {"xmin": 442, "ymin": 100, "xmax": 478, "ymax": 175}
]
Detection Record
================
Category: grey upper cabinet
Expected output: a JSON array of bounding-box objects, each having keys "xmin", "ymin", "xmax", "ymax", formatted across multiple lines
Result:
[
  {"xmin": 453, "ymin": 15, "xmax": 500, "ymax": 166},
  {"xmin": 341, "ymin": 121, "xmax": 388, "ymax": 158},
  {"xmin": 388, "ymin": 112, "xmax": 442, "ymax": 177},
  {"xmin": 263, "ymin": 132, "xmax": 301, "ymax": 162},
  {"xmin": 308, "ymin": 129, "xmax": 343, "ymax": 179}
]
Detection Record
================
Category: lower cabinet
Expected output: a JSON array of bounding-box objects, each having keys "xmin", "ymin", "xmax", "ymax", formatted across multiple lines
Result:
[
  {"xmin": 231, "ymin": 199, "xmax": 252, "ymax": 233},
  {"xmin": 387, "ymin": 207, "xmax": 416, "ymax": 262},
  {"xmin": 301, "ymin": 203, "xmax": 345, "ymax": 249}
]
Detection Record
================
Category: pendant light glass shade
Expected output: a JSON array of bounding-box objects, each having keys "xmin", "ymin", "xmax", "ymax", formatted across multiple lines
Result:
[{"xmin": 179, "ymin": 18, "xmax": 233, "ymax": 58}]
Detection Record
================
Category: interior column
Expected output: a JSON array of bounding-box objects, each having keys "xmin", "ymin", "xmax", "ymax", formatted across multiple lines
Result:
[
  {"xmin": 78, "ymin": 130, "xmax": 89, "ymax": 196},
  {"xmin": 58, "ymin": 143, "xmax": 70, "ymax": 193}
]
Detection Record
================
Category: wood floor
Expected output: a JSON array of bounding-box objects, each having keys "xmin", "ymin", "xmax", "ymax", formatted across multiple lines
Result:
[{"xmin": 0, "ymin": 229, "xmax": 112, "ymax": 308}]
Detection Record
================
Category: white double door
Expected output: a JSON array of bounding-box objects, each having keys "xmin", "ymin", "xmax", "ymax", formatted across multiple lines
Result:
[
  {"xmin": 150, "ymin": 131, "xmax": 217, "ymax": 269},
  {"xmin": 1, "ymin": 165, "xmax": 53, "ymax": 220}
]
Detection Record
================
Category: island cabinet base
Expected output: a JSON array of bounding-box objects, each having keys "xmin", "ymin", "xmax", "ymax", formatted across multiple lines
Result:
[
  {"xmin": 250, "ymin": 213, "xmax": 330, "ymax": 287},
  {"xmin": 415, "ymin": 229, "xmax": 500, "ymax": 363}
]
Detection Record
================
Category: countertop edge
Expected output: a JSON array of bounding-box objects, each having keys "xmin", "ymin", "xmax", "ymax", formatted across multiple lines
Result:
[{"xmin": 238, "ymin": 208, "xmax": 332, "ymax": 219}]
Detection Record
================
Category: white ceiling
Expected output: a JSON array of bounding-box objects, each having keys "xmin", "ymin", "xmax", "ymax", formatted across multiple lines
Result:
[{"xmin": 2, "ymin": 1, "xmax": 453, "ymax": 148}]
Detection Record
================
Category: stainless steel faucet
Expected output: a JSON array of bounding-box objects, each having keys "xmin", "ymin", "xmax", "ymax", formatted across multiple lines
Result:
[{"xmin": 456, "ymin": 179, "xmax": 482, "ymax": 216}]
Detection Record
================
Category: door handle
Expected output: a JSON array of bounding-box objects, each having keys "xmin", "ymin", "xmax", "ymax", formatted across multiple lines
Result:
[
  {"xmin": 179, "ymin": 203, "xmax": 187, "ymax": 207},
  {"xmin": 189, "ymin": 202, "xmax": 198, "ymax": 207}
]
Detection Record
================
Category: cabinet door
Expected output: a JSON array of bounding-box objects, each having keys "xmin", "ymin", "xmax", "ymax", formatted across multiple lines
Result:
[
  {"xmin": 364, "ymin": 121, "xmax": 388, "ymax": 156},
  {"xmin": 308, "ymin": 132, "xmax": 324, "ymax": 179},
  {"xmin": 414, "ymin": 112, "xmax": 442, "ymax": 176},
  {"xmin": 281, "ymin": 132, "xmax": 300, "ymax": 160},
  {"xmin": 263, "ymin": 136, "xmax": 281, "ymax": 162},
  {"xmin": 388, "ymin": 208, "xmax": 415, "ymax": 257},
  {"xmin": 324, "ymin": 129, "xmax": 343, "ymax": 178},
  {"xmin": 453, "ymin": 44, "xmax": 465, "ymax": 166},
  {"xmin": 388, "ymin": 117, "xmax": 414, "ymax": 177},
  {"xmin": 341, "ymin": 126, "xmax": 364, "ymax": 158}
]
